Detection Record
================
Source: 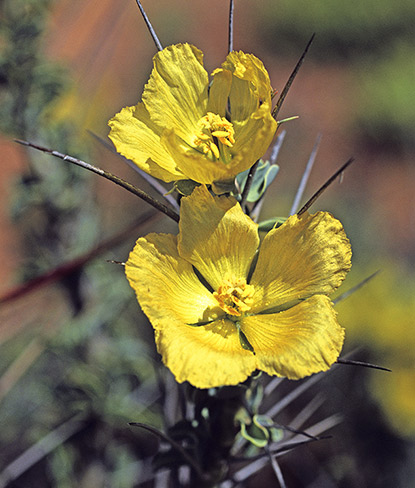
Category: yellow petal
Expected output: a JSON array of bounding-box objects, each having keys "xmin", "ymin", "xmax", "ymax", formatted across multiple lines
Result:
[
  {"xmin": 222, "ymin": 51, "xmax": 273, "ymax": 106},
  {"xmin": 156, "ymin": 318, "xmax": 258, "ymax": 388},
  {"xmin": 108, "ymin": 45, "xmax": 278, "ymax": 187},
  {"xmin": 229, "ymin": 104, "xmax": 277, "ymax": 171},
  {"xmin": 108, "ymin": 104, "xmax": 183, "ymax": 181},
  {"xmin": 142, "ymin": 43, "xmax": 208, "ymax": 143},
  {"xmin": 160, "ymin": 51, "xmax": 276, "ymax": 186},
  {"xmin": 178, "ymin": 186, "xmax": 260, "ymax": 290},
  {"xmin": 161, "ymin": 128, "xmax": 258, "ymax": 187},
  {"xmin": 212, "ymin": 51, "xmax": 278, "ymax": 176},
  {"xmin": 125, "ymin": 232, "xmax": 257, "ymax": 389},
  {"xmin": 250, "ymin": 211, "xmax": 352, "ymax": 312},
  {"xmin": 221, "ymin": 51, "xmax": 272, "ymax": 124},
  {"xmin": 243, "ymin": 295, "xmax": 345, "ymax": 379},
  {"xmin": 207, "ymin": 68, "xmax": 232, "ymax": 117},
  {"xmin": 161, "ymin": 128, "xmax": 234, "ymax": 184},
  {"xmin": 126, "ymin": 233, "xmax": 221, "ymax": 325}
]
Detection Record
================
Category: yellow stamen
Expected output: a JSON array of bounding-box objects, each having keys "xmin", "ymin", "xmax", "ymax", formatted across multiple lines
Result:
[
  {"xmin": 213, "ymin": 276, "xmax": 255, "ymax": 317},
  {"xmin": 194, "ymin": 112, "xmax": 235, "ymax": 161},
  {"xmin": 209, "ymin": 141, "xmax": 220, "ymax": 159}
]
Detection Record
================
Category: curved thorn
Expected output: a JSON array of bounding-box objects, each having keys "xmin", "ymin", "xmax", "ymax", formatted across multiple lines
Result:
[
  {"xmin": 265, "ymin": 444, "xmax": 287, "ymax": 488},
  {"xmin": 87, "ymin": 130, "xmax": 180, "ymax": 212}
]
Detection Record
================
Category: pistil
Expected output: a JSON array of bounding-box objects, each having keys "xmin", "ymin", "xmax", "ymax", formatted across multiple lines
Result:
[{"xmin": 213, "ymin": 276, "xmax": 254, "ymax": 317}]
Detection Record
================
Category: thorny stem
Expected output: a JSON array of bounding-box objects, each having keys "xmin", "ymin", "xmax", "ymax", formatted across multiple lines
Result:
[
  {"xmin": 14, "ymin": 140, "xmax": 180, "ymax": 223},
  {"xmin": 191, "ymin": 386, "xmax": 248, "ymax": 486},
  {"xmin": 0, "ymin": 211, "xmax": 160, "ymax": 305}
]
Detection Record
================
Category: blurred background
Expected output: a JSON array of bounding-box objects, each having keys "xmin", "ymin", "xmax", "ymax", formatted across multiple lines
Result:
[{"xmin": 0, "ymin": 0, "xmax": 414, "ymax": 486}]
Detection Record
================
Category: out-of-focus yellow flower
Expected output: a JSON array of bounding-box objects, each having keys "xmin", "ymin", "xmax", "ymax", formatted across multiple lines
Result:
[
  {"xmin": 370, "ymin": 367, "xmax": 415, "ymax": 436},
  {"xmin": 336, "ymin": 264, "xmax": 415, "ymax": 437},
  {"xmin": 125, "ymin": 186, "xmax": 351, "ymax": 389},
  {"xmin": 108, "ymin": 43, "xmax": 277, "ymax": 192}
]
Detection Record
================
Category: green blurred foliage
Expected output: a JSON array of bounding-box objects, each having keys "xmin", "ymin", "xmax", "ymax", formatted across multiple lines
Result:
[
  {"xmin": 0, "ymin": 2, "xmax": 160, "ymax": 486},
  {"xmin": 259, "ymin": 0, "xmax": 415, "ymax": 149},
  {"xmin": 354, "ymin": 42, "xmax": 415, "ymax": 150},
  {"xmin": 1, "ymin": 0, "xmax": 96, "ymax": 284},
  {"xmin": 0, "ymin": 0, "xmax": 68, "ymax": 137},
  {"xmin": 259, "ymin": 0, "xmax": 415, "ymax": 60}
]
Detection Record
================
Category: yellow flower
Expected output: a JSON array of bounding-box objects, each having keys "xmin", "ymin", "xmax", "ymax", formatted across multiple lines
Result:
[
  {"xmin": 125, "ymin": 186, "xmax": 351, "ymax": 389},
  {"xmin": 108, "ymin": 43, "xmax": 277, "ymax": 191}
]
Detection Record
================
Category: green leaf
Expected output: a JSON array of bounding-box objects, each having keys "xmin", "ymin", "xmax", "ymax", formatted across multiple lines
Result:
[
  {"xmin": 258, "ymin": 217, "xmax": 287, "ymax": 232},
  {"xmin": 246, "ymin": 382, "xmax": 264, "ymax": 413},
  {"xmin": 174, "ymin": 179, "xmax": 200, "ymax": 196},
  {"xmin": 240, "ymin": 414, "xmax": 271, "ymax": 448},
  {"xmin": 212, "ymin": 178, "xmax": 238, "ymax": 195},
  {"xmin": 236, "ymin": 160, "xmax": 280, "ymax": 203},
  {"xmin": 255, "ymin": 415, "xmax": 284, "ymax": 442}
]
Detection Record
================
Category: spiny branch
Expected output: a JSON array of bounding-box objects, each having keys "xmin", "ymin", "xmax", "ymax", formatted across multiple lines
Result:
[
  {"xmin": 0, "ymin": 211, "xmax": 159, "ymax": 305},
  {"xmin": 14, "ymin": 139, "xmax": 179, "ymax": 223}
]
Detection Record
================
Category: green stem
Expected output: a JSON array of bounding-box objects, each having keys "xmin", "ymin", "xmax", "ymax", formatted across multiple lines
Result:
[{"xmin": 191, "ymin": 385, "xmax": 249, "ymax": 486}]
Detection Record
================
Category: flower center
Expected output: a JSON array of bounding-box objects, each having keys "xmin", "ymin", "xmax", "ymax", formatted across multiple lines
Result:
[
  {"xmin": 213, "ymin": 276, "xmax": 255, "ymax": 317},
  {"xmin": 194, "ymin": 112, "xmax": 235, "ymax": 160}
]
